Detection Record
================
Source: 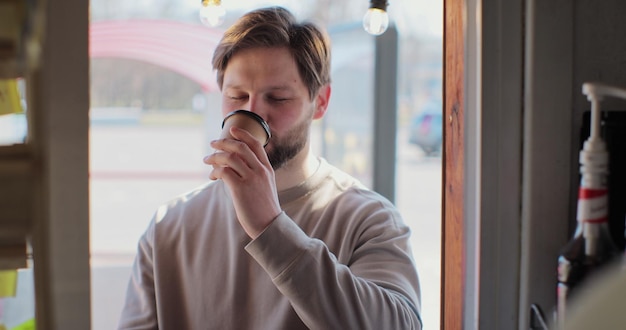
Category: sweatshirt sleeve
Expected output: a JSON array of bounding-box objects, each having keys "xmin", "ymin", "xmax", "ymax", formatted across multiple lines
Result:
[
  {"xmin": 117, "ymin": 220, "xmax": 158, "ymax": 330},
  {"xmin": 245, "ymin": 210, "xmax": 422, "ymax": 330}
]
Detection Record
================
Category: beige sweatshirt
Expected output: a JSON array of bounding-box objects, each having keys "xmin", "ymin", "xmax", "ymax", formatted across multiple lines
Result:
[{"xmin": 118, "ymin": 158, "xmax": 422, "ymax": 330}]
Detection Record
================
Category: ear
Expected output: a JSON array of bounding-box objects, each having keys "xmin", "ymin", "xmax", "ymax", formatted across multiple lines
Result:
[{"xmin": 312, "ymin": 84, "xmax": 331, "ymax": 120}]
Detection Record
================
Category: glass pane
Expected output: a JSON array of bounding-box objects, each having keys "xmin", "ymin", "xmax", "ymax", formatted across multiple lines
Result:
[
  {"xmin": 0, "ymin": 79, "xmax": 27, "ymax": 146},
  {"xmin": 89, "ymin": 1, "xmax": 442, "ymax": 329},
  {"xmin": 0, "ymin": 268, "xmax": 35, "ymax": 329},
  {"xmin": 393, "ymin": 1, "xmax": 443, "ymax": 329},
  {"xmin": 321, "ymin": 25, "xmax": 375, "ymax": 188}
]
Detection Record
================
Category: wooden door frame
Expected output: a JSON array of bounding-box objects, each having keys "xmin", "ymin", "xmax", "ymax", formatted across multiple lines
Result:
[
  {"xmin": 443, "ymin": 0, "xmax": 528, "ymax": 328},
  {"xmin": 442, "ymin": 0, "xmax": 465, "ymax": 328}
]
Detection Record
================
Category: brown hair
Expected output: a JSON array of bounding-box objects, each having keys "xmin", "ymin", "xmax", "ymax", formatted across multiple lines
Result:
[{"xmin": 211, "ymin": 7, "xmax": 331, "ymax": 100}]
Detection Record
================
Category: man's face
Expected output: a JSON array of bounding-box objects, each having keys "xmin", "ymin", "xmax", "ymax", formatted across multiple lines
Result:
[{"xmin": 221, "ymin": 47, "xmax": 324, "ymax": 170}]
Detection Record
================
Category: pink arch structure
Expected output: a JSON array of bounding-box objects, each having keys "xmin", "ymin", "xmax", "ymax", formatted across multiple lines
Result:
[{"xmin": 90, "ymin": 20, "xmax": 223, "ymax": 92}]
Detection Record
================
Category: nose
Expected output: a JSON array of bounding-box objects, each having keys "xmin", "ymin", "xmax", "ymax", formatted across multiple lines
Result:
[{"xmin": 247, "ymin": 96, "xmax": 269, "ymax": 123}]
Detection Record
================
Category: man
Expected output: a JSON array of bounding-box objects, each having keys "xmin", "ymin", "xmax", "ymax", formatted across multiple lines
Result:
[{"xmin": 119, "ymin": 6, "xmax": 422, "ymax": 329}]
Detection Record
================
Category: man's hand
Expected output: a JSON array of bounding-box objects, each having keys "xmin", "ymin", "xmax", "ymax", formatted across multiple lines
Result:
[{"xmin": 204, "ymin": 126, "xmax": 282, "ymax": 238}]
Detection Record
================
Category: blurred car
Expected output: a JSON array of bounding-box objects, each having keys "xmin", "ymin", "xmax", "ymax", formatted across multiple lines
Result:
[{"xmin": 408, "ymin": 100, "xmax": 443, "ymax": 156}]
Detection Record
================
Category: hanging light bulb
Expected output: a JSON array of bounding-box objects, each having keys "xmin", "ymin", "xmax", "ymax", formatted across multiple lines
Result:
[
  {"xmin": 199, "ymin": 0, "xmax": 226, "ymax": 27},
  {"xmin": 363, "ymin": 0, "xmax": 389, "ymax": 36}
]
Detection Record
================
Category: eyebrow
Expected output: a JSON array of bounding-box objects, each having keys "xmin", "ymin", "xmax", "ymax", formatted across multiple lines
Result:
[
  {"xmin": 267, "ymin": 85, "xmax": 293, "ymax": 91},
  {"xmin": 223, "ymin": 85, "xmax": 295, "ymax": 92}
]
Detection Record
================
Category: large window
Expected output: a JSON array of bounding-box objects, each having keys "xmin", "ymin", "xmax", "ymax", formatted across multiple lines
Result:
[{"xmin": 89, "ymin": 1, "xmax": 442, "ymax": 329}]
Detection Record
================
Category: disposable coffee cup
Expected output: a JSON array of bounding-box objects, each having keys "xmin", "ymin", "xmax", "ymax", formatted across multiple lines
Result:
[{"xmin": 220, "ymin": 110, "xmax": 271, "ymax": 147}]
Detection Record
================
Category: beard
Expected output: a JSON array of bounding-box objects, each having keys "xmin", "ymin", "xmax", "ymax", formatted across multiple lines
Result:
[{"xmin": 266, "ymin": 116, "xmax": 311, "ymax": 171}]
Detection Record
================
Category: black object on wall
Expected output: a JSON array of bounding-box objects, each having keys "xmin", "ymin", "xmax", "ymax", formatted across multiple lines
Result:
[{"xmin": 581, "ymin": 110, "xmax": 626, "ymax": 250}]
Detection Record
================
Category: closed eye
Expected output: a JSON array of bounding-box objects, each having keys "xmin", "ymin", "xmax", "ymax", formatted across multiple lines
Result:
[
  {"xmin": 228, "ymin": 95, "xmax": 248, "ymax": 100},
  {"xmin": 268, "ymin": 96, "xmax": 289, "ymax": 102}
]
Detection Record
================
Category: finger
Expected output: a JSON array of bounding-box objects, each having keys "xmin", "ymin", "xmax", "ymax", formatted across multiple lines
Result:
[
  {"xmin": 209, "ymin": 132, "xmax": 263, "ymax": 172},
  {"xmin": 207, "ymin": 151, "xmax": 247, "ymax": 181},
  {"xmin": 208, "ymin": 166, "xmax": 220, "ymax": 180},
  {"xmin": 203, "ymin": 151, "xmax": 226, "ymax": 167},
  {"xmin": 228, "ymin": 127, "xmax": 271, "ymax": 168},
  {"xmin": 208, "ymin": 165, "xmax": 238, "ymax": 181},
  {"xmin": 205, "ymin": 153, "xmax": 222, "ymax": 181},
  {"xmin": 203, "ymin": 139, "xmax": 255, "ymax": 179}
]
